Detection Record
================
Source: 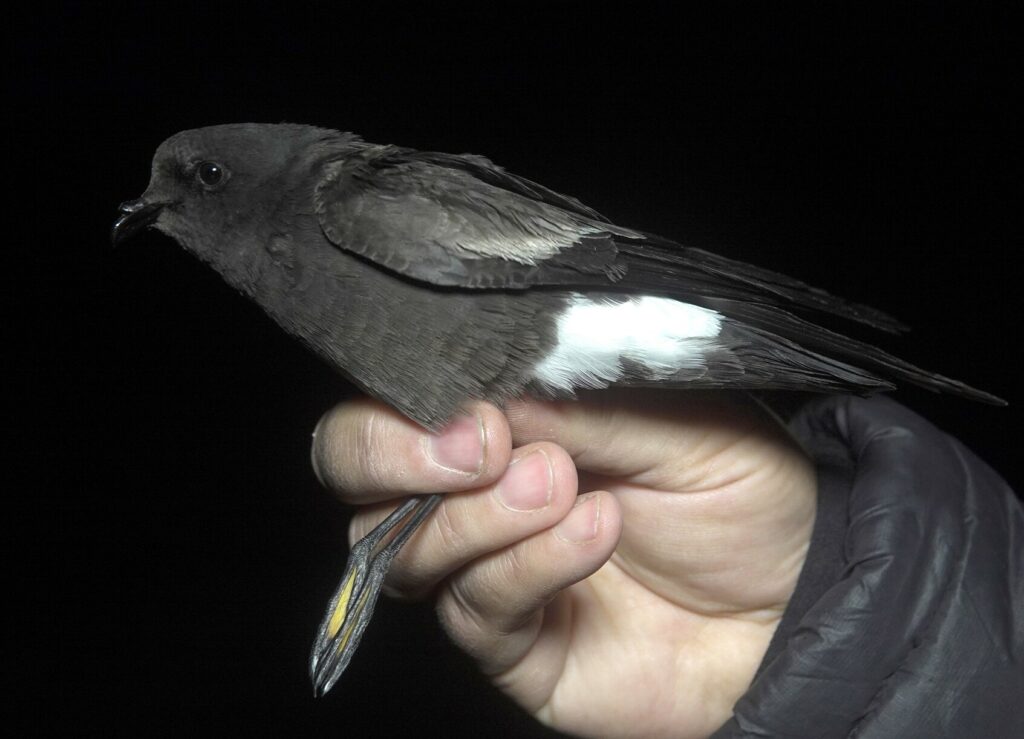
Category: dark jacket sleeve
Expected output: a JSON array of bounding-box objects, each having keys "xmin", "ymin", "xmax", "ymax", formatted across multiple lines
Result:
[{"xmin": 712, "ymin": 395, "xmax": 1024, "ymax": 738}]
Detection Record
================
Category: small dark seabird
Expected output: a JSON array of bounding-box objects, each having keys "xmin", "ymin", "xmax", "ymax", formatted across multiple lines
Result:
[{"xmin": 112, "ymin": 123, "xmax": 1004, "ymax": 696}]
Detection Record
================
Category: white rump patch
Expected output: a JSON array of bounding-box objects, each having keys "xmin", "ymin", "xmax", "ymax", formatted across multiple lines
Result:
[{"xmin": 531, "ymin": 295, "xmax": 723, "ymax": 392}]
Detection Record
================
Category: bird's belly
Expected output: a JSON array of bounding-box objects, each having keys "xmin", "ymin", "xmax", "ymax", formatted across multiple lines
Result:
[{"xmin": 277, "ymin": 268, "xmax": 565, "ymax": 428}]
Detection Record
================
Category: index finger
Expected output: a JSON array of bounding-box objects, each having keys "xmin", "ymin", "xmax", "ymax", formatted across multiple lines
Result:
[{"xmin": 311, "ymin": 398, "xmax": 512, "ymax": 504}]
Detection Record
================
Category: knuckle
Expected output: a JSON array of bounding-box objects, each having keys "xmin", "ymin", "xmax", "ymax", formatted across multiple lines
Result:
[
  {"xmin": 428, "ymin": 499, "xmax": 468, "ymax": 559},
  {"xmin": 349, "ymin": 410, "xmax": 390, "ymax": 493},
  {"xmin": 313, "ymin": 401, "xmax": 409, "ymax": 497},
  {"xmin": 311, "ymin": 406, "xmax": 366, "ymax": 493},
  {"xmin": 436, "ymin": 581, "xmax": 490, "ymax": 648},
  {"xmin": 494, "ymin": 546, "xmax": 536, "ymax": 602}
]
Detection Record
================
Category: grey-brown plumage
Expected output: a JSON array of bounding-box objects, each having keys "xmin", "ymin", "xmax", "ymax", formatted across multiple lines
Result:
[
  {"xmin": 113, "ymin": 123, "xmax": 1002, "ymax": 428},
  {"xmin": 113, "ymin": 122, "xmax": 1004, "ymax": 697}
]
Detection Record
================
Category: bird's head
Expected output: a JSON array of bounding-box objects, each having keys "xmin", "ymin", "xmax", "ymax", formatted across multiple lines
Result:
[{"xmin": 112, "ymin": 123, "xmax": 354, "ymax": 257}]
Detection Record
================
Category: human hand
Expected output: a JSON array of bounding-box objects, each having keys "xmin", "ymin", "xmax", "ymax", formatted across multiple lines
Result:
[{"xmin": 311, "ymin": 390, "xmax": 816, "ymax": 739}]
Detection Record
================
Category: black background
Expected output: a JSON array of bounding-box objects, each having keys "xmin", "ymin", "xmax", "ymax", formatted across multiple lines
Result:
[{"xmin": 12, "ymin": 2, "xmax": 1019, "ymax": 735}]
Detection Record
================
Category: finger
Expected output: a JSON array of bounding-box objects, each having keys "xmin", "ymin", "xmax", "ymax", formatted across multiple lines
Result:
[
  {"xmin": 310, "ymin": 398, "xmax": 512, "ymax": 503},
  {"xmin": 504, "ymin": 390, "xmax": 792, "ymax": 489},
  {"xmin": 348, "ymin": 441, "xmax": 580, "ymax": 600},
  {"xmin": 508, "ymin": 392, "xmax": 816, "ymax": 616},
  {"xmin": 435, "ymin": 490, "xmax": 622, "ymax": 677}
]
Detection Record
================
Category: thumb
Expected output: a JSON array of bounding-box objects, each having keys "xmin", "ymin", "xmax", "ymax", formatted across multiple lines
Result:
[{"xmin": 503, "ymin": 390, "xmax": 790, "ymax": 491}]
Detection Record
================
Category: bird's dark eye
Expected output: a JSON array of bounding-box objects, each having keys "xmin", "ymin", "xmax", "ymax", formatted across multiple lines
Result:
[{"xmin": 197, "ymin": 161, "xmax": 226, "ymax": 187}]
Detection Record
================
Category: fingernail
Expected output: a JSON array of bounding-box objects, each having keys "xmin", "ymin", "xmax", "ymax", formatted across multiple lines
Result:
[
  {"xmin": 424, "ymin": 412, "xmax": 485, "ymax": 475},
  {"xmin": 310, "ymin": 412, "xmax": 330, "ymax": 487},
  {"xmin": 496, "ymin": 449, "xmax": 552, "ymax": 512},
  {"xmin": 555, "ymin": 493, "xmax": 601, "ymax": 543}
]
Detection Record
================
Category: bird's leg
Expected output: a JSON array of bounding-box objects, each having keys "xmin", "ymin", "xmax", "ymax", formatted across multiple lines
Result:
[{"xmin": 309, "ymin": 493, "xmax": 443, "ymax": 697}]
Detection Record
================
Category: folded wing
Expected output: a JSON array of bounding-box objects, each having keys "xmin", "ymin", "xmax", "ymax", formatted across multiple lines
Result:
[{"xmin": 315, "ymin": 146, "xmax": 905, "ymax": 333}]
